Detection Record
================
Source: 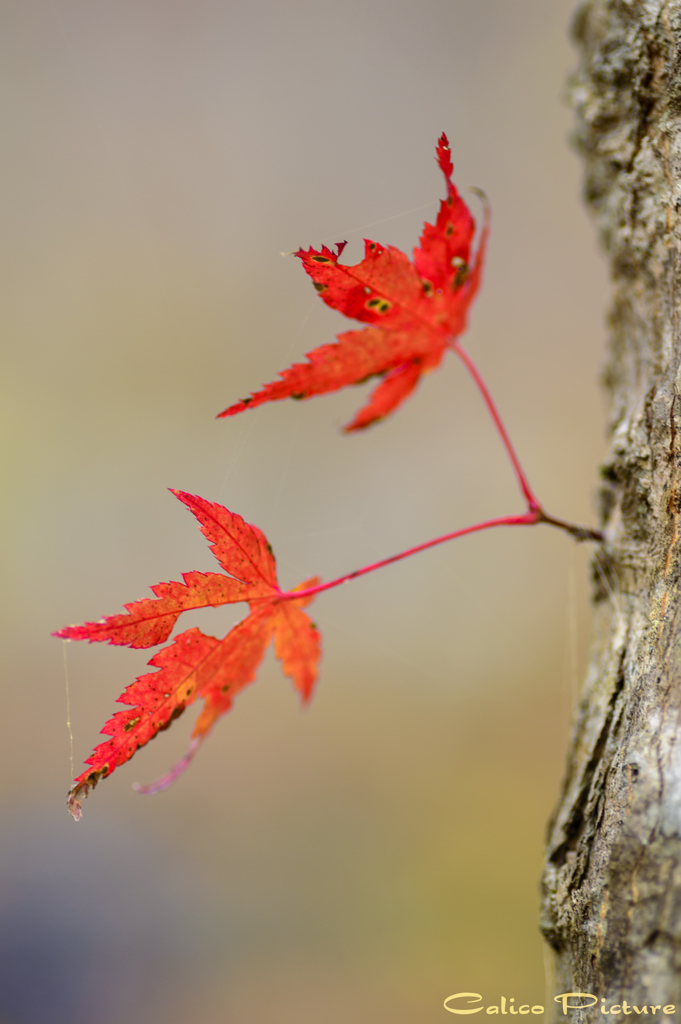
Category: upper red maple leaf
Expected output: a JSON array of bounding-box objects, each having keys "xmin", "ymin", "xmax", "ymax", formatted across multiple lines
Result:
[
  {"xmin": 218, "ymin": 133, "xmax": 488, "ymax": 431},
  {"xmin": 55, "ymin": 491, "xmax": 321, "ymax": 819}
]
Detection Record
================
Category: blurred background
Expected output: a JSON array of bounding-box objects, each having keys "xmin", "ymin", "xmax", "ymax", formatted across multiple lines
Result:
[{"xmin": 0, "ymin": 1, "xmax": 608, "ymax": 1021}]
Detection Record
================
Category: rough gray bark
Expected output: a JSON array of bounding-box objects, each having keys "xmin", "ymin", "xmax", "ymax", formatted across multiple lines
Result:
[{"xmin": 540, "ymin": 2, "xmax": 681, "ymax": 1019}]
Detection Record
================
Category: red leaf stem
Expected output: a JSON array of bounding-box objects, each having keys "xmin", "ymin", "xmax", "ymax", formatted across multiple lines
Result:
[{"xmin": 452, "ymin": 342, "xmax": 539, "ymax": 510}]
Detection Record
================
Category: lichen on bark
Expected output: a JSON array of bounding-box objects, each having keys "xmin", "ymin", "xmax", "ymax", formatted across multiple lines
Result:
[{"xmin": 541, "ymin": 1, "xmax": 681, "ymax": 1018}]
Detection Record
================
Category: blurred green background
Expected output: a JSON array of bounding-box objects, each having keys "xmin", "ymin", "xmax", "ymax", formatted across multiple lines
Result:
[{"xmin": 0, "ymin": 1, "xmax": 608, "ymax": 1021}]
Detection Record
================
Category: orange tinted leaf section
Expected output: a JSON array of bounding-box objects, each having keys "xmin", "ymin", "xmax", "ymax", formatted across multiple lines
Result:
[
  {"xmin": 60, "ymin": 494, "xmax": 323, "ymax": 818},
  {"xmin": 286, "ymin": 575, "xmax": 322, "ymax": 609},
  {"xmin": 55, "ymin": 572, "xmax": 250, "ymax": 649},
  {"xmin": 219, "ymin": 133, "xmax": 487, "ymax": 431},
  {"xmin": 270, "ymin": 575, "xmax": 322, "ymax": 703},
  {"xmin": 191, "ymin": 607, "xmax": 275, "ymax": 738},
  {"xmin": 272, "ymin": 604, "xmax": 320, "ymax": 703}
]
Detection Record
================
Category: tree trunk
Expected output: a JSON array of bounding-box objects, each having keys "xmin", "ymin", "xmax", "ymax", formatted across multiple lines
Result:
[{"xmin": 540, "ymin": 1, "xmax": 681, "ymax": 1018}]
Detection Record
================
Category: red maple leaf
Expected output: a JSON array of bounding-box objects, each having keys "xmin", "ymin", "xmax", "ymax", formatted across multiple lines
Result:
[
  {"xmin": 218, "ymin": 133, "xmax": 488, "ymax": 431},
  {"xmin": 55, "ymin": 490, "xmax": 321, "ymax": 819}
]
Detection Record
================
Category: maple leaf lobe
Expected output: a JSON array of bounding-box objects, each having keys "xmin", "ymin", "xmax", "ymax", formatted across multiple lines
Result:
[
  {"xmin": 66, "ymin": 625, "xmax": 217, "ymax": 818},
  {"xmin": 54, "ymin": 571, "xmax": 249, "ymax": 649},
  {"xmin": 170, "ymin": 489, "xmax": 279, "ymax": 595},
  {"xmin": 436, "ymin": 131, "xmax": 454, "ymax": 184}
]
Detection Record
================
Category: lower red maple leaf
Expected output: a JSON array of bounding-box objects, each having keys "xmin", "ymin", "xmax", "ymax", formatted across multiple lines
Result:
[{"xmin": 57, "ymin": 491, "xmax": 321, "ymax": 820}]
